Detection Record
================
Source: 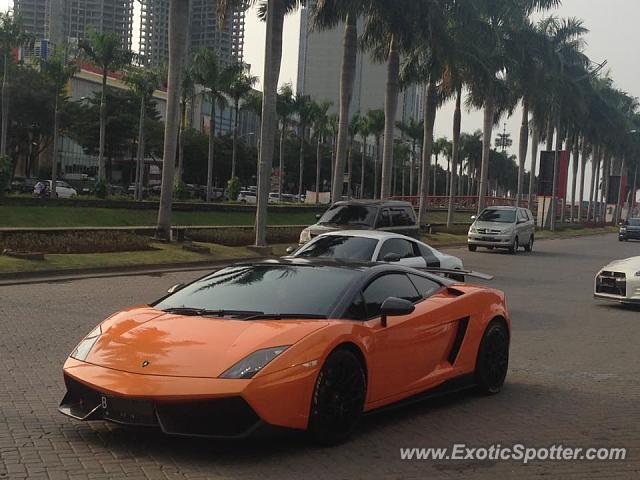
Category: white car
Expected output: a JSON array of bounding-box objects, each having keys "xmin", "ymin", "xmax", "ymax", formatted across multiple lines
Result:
[
  {"xmin": 594, "ymin": 257, "xmax": 640, "ymax": 305},
  {"xmin": 289, "ymin": 230, "xmax": 464, "ymax": 271},
  {"xmin": 238, "ymin": 190, "xmax": 257, "ymax": 204},
  {"xmin": 35, "ymin": 180, "xmax": 78, "ymax": 198}
]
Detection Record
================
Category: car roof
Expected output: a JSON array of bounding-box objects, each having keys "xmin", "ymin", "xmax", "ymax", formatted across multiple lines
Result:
[
  {"xmin": 330, "ymin": 200, "xmax": 414, "ymax": 208},
  {"xmin": 314, "ymin": 230, "xmax": 417, "ymax": 241},
  {"xmin": 482, "ymin": 205, "xmax": 519, "ymax": 210}
]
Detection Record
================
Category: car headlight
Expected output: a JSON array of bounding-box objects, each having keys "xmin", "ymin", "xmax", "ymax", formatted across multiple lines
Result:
[
  {"xmin": 70, "ymin": 325, "xmax": 102, "ymax": 361},
  {"xmin": 635, "ymin": 271, "xmax": 640, "ymax": 277},
  {"xmin": 220, "ymin": 346, "xmax": 289, "ymax": 379},
  {"xmin": 299, "ymin": 229, "xmax": 311, "ymax": 243},
  {"xmin": 620, "ymin": 227, "xmax": 627, "ymax": 232},
  {"xmin": 469, "ymin": 226, "xmax": 477, "ymax": 233}
]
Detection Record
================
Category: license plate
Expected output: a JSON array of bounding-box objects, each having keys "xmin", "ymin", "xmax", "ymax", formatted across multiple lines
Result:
[{"xmin": 101, "ymin": 395, "xmax": 156, "ymax": 425}]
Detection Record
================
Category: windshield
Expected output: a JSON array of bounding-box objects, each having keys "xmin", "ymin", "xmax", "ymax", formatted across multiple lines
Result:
[
  {"xmin": 318, "ymin": 204, "xmax": 377, "ymax": 227},
  {"xmin": 154, "ymin": 265, "xmax": 361, "ymax": 317},
  {"xmin": 478, "ymin": 209, "xmax": 516, "ymax": 224},
  {"xmin": 295, "ymin": 236, "xmax": 378, "ymax": 261},
  {"xmin": 628, "ymin": 219, "xmax": 640, "ymax": 226}
]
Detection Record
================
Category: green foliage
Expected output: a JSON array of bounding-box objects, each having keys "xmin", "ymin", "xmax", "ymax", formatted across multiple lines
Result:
[
  {"xmin": 173, "ymin": 181, "xmax": 189, "ymax": 200},
  {"xmin": 93, "ymin": 179, "xmax": 107, "ymax": 198},
  {"xmin": 0, "ymin": 155, "xmax": 12, "ymax": 197},
  {"xmin": 226, "ymin": 176, "xmax": 240, "ymax": 201}
]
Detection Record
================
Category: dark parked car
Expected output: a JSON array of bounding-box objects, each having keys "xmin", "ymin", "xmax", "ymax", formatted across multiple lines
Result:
[
  {"xmin": 299, "ymin": 200, "xmax": 419, "ymax": 244},
  {"xmin": 619, "ymin": 218, "xmax": 640, "ymax": 241}
]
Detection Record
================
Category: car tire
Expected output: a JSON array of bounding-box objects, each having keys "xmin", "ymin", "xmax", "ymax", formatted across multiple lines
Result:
[
  {"xmin": 308, "ymin": 349, "xmax": 366, "ymax": 446},
  {"xmin": 475, "ymin": 321, "xmax": 509, "ymax": 395},
  {"xmin": 468, "ymin": 245, "xmax": 477, "ymax": 252},
  {"xmin": 524, "ymin": 236, "xmax": 534, "ymax": 252},
  {"xmin": 509, "ymin": 237, "xmax": 519, "ymax": 255}
]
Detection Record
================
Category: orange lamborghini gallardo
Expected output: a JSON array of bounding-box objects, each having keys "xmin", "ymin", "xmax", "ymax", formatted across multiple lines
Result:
[{"xmin": 60, "ymin": 259, "xmax": 510, "ymax": 444}]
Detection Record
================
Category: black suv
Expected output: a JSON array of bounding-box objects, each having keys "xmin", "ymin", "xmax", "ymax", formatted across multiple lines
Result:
[{"xmin": 299, "ymin": 200, "xmax": 419, "ymax": 244}]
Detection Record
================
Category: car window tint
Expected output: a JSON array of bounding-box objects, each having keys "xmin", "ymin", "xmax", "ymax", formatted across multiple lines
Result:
[
  {"xmin": 362, "ymin": 274, "xmax": 421, "ymax": 318},
  {"xmin": 296, "ymin": 236, "xmax": 378, "ymax": 261},
  {"xmin": 377, "ymin": 239, "xmax": 417, "ymax": 260},
  {"xmin": 376, "ymin": 209, "xmax": 391, "ymax": 228},
  {"xmin": 408, "ymin": 274, "xmax": 442, "ymax": 298},
  {"xmin": 478, "ymin": 208, "xmax": 516, "ymax": 223},
  {"xmin": 345, "ymin": 292, "xmax": 367, "ymax": 320},
  {"xmin": 318, "ymin": 204, "xmax": 377, "ymax": 227},
  {"xmin": 390, "ymin": 208, "xmax": 414, "ymax": 226},
  {"xmin": 517, "ymin": 209, "xmax": 527, "ymax": 222},
  {"xmin": 418, "ymin": 243, "xmax": 434, "ymax": 257}
]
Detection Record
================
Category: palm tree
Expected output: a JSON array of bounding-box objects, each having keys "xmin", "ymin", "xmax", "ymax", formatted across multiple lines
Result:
[
  {"xmin": 124, "ymin": 65, "xmax": 162, "ymax": 201},
  {"xmin": 0, "ymin": 12, "xmax": 31, "ymax": 158},
  {"xmin": 156, "ymin": 0, "xmax": 189, "ymax": 239},
  {"xmin": 396, "ymin": 118, "xmax": 423, "ymax": 196},
  {"xmin": 40, "ymin": 52, "xmax": 78, "ymax": 198},
  {"xmin": 276, "ymin": 83, "xmax": 295, "ymax": 199},
  {"xmin": 356, "ymin": 114, "xmax": 370, "ymax": 198},
  {"xmin": 79, "ymin": 29, "xmax": 133, "ymax": 183},
  {"xmin": 311, "ymin": 1, "xmax": 358, "ymax": 204},
  {"xmin": 192, "ymin": 48, "xmax": 233, "ymax": 202},
  {"xmin": 311, "ymin": 100, "xmax": 332, "ymax": 204},
  {"xmin": 346, "ymin": 113, "xmax": 362, "ymax": 197},
  {"xmin": 178, "ymin": 64, "xmax": 195, "ymax": 185},
  {"xmin": 226, "ymin": 62, "xmax": 258, "ymax": 180},
  {"xmin": 366, "ymin": 109, "xmax": 385, "ymax": 199},
  {"xmin": 293, "ymin": 92, "xmax": 314, "ymax": 199}
]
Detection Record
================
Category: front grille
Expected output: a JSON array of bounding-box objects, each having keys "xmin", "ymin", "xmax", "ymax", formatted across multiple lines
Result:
[
  {"xmin": 596, "ymin": 271, "xmax": 626, "ymax": 297},
  {"xmin": 61, "ymin": 375, "xmax": 261, "ymax": 438},
  {"xmin": 476, "ymin": 228, "xmax": 502, "ymax": 234}
]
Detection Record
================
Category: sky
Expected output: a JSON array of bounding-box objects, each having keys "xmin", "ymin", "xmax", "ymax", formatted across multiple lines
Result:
[{"xmin": 3, "ymin": 0, "xmax": 639, "ymax": 179}]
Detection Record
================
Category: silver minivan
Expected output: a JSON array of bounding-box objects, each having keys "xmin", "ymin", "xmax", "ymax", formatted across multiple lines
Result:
[{"xmin": 468, "ymin": 206, "xmax": 535, "ymax": 254}]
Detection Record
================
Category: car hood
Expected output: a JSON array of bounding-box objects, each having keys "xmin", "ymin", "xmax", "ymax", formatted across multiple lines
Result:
[
  {"xmin": 472, "ymin": 221, "xmax": 515, "ymax": 231},
  {"xmin": 306, "ymin": 223, "xmax": 370, "ymax": 235},
  {"xmin": 85, "ymin": 307, "xmax": 329, "ymax": 378},
  {"xmin": 601, "ymin": 256, "xmax": 640, "ymax": 274}
]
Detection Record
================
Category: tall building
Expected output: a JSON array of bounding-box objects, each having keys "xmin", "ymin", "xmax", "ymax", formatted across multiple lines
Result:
[
  {"xmin": 139, "ymin": 0, "xmax": 246, "ymax": 68},
  {"xmin": 297, "ymin": 2, "xmax": 421, "ymax": 126},
  {"xmin": 13, "ymin": 0, "xmax": 134, "ymax": 50}
]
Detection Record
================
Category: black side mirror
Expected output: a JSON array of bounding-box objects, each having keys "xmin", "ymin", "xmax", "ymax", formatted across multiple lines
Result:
[
  {"xmin": 285, "ymin": 246, "xmax": 296, "ymax": 254},
  {"xmin": 383, "ymin": 252, "xmax": 402, "ymax": 262},
  {"xmin": 470, "ymin": 215, "xmax": 476, "ymax": 221},
  {"xmin": 167, "ymin": 283, "xmax": 185, "ymax": 294},
  {"xmin": 380, "ymin": 297, "xmax": 415, "ymax": 327},
  {"xmin": 315, "ymin": 214, "xmax": 322, "ymax": 220}
]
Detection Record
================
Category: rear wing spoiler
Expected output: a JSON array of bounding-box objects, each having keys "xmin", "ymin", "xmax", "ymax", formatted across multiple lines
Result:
[{"xmin": 419, "ymin": 268, "xmax": 494, "ymax": 281}]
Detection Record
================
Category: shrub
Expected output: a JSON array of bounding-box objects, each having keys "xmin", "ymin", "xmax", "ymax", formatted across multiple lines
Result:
[
  {"xmin": 93, "ymin": 179, "xmax": 108, "ymax": 198},
  {"xmin": 0, "ymin": 155, "xmax": 12, "ymax": 198},
  {"xmin": 0, "ymin": 231, "xmax": 151, "ymax": 254},
  {"xmin": 173, "ymin": 181, "xmax": 188, "ymax": 200},
  {"xmin": 226, "ymin": 177, "xmax": 240, "ymax": 201}
]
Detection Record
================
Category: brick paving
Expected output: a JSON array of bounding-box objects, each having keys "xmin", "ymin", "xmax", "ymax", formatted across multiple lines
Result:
[{"xmin": 0, "ymin": 233, "xmax": 639, "ymax": 479}]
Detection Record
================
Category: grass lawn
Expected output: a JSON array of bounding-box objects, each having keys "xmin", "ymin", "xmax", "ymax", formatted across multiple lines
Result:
[{"xmin": 0, "ymin": 205, "xmax": 471, "ymax": 228}]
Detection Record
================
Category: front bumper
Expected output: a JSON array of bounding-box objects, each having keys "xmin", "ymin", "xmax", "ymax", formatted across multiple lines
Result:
[
  {"xmin": 59, "ymin": 357, "xmax": 320, "ymax": 437},
  {"xmin": 594, "ymin": 271, "xmax": 640, "ymax": 304},
  {"xmin": 468, "ymin": 233, "xmax": 514, "ymax": 247}
]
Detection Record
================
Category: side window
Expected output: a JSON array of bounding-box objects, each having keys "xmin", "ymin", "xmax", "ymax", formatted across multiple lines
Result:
[
  {"xmin": 377, "ymin": 239, "xmax": 417, "ymax": 260},
  {"xmin": 517, "ymin": 209, "xmax": 527, "ymax": 222},
  {"xmin": 376, "ymin": 209, "xmax": 391, "ymax": 228},
  {"xmin": 408, "ymin": 274, "xmax": 442, "ymax": 298},
  {"xmin": 390, "ymin": 208, "xmax": 414, "ymax": 226},
  {"xmin": 344, "ymin": 292, "xmax": 367, "ymax": 320},
  {"xmin": 362, "ymin": 274, "xmax": 422, "ymax": 318}
]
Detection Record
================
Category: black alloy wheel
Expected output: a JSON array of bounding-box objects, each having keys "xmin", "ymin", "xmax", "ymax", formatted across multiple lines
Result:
[
  {"xmin": 524, "ymin": 236, "xmax": 534, "ymax": 252},
  {"xmin": 475, "ymin": 322, "xmax": 510, "ymax": 394},
  {"xmin": 509, "ymin": 237, "xmax": 519, "ymax": 255},
  {"xmin": 308, "ymin": 349, "xmax": 366, "ymax": 445}
]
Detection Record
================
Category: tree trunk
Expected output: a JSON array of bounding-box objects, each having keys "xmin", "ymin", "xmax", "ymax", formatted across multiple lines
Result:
[
  {"xmin": 417, "ymin": 80, "xmax": 437, "ymax": 226},
  {"xmin": 50, "ymin": 95, "xmax": 60, "ymax": 197},
  {"xmin": 517, "ymin": 98, "xmax": 529, "ymax": 206},
  {"xmin": 601, "ymin": 151, "xmax": 610, "ymax": 225},
  {"xmin": 156, "ymin": 0, "xmax": 189, "ymax": 239},
  {"xmin": 135, "ymin": 97, "xmax": 146, "ymax": 201},
  {"xmin": 331, "ymin": 13, "xmax": 357, "ymax": 202},
  {"xmin": 629, "ymin": 163, "xmax": 638, "ymax": 221},
  {"xmin": 477, "ymin": 95, "xmax": 495, "ymax": 214},
  {"xmin": 1, "ymin": 54, "xmax": 9, "ymax": 157},
  {"xmin": 98, "ymin": 69, "xmax": 108, "ymax": 181},
  {"xmin": 446, "ymin": 86, "xmax": 462, "ymax": 228},
  {"xmin": 298, "ymin": 124, "xmax": 305, "ymax": 199},
  {"xmin": 570, "ymin": 136, "xmax": 579, "ymax": 222},
  {"xmin": 528, "ymin": 126, "xmax": 539, "ymax": 208},
  {"xmin": 577, "ymin": 140, "xmax": 588, "ymax": 223},
  {"xmin": 278, "ymin": 120, "xmax": 285, "ymax": 200},
  {"xmin": 550, "ymin": 127, "xmax": 562, "ymax": 231},
  {"xmin": 373, "ymin": 137, "xmax": 380, "ymax": 199},
  {"xmin": 315, "ymin": 135, "xmax": 321, "ymax": 204},
  {"xmin": 380, "ymin": 35, "xmax": 399, "ymax": 199},
  {"xmin": 616, "ymin": 156, "xmax": 625, "ymax": 224},
  {"xmin": 409, "ymin": 140, "xmax": 415, "ymax": 196},
  {"xmin": 347, "ymin": 137, "xmax": 353, "ymax": 198},
  {"xmin": 231, "ymin": 99, "xmax": 240, "ymax": 179},
  {"xmin": 255, "ymin": 0, "xmax": 285, "ymax": 246},
  {"xmin": 177, "ymin": 98, "xmax": 186, "ymax": 185},
  {"xmin": 360, "ymin": 137, "xmax": 366, "ymax": 198},
  {"xmin": 206, "ymin": 100, "xmax": 216, "ymax": 202}
]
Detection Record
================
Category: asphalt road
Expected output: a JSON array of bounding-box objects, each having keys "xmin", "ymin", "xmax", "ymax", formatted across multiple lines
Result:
[{"xmin": 1, "ymin": 233, "xmax": 639, "ymax": 479}]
